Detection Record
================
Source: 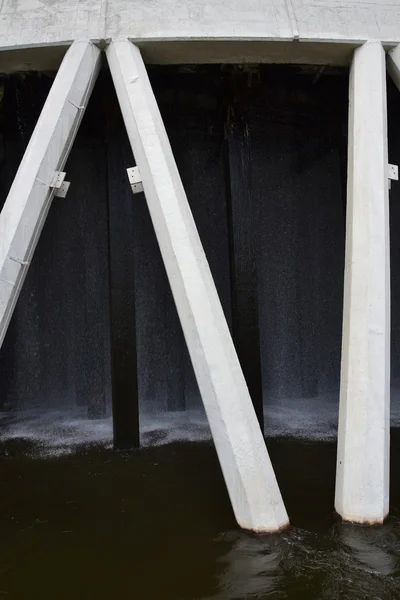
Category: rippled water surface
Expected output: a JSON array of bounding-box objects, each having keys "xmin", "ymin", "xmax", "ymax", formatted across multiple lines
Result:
[{"xmin": 1, "ymin": 425, "xmax": 400, "ymax": 599}]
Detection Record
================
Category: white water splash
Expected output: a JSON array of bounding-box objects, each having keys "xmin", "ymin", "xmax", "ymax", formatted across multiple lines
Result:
[{"xmin": 1, "ymin": 389, "xmax": 400, "ymax": 457}]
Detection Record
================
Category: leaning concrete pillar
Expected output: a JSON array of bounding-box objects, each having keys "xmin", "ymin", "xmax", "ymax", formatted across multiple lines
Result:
[
  {"xmin": 0, "ymin": 41, "xmax": 101, "ymax": 349},
  {"xmin": 335, "ymin": 41, "xmax": 390, "ymax": 524},
  {"xmin": 106, "ymin": 40, "xmax": 289, "ymax": 532}
]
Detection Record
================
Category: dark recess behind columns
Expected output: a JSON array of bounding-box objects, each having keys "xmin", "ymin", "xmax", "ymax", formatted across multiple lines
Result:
[
  {"xmin": 0, "ymin": 65, "xmax": 354, "ymax": 428},
  {"xmin": 224, "ymin": 75, "xmax": 264, "ymax": 429},
  {"xmin": 0, "ymin": 74, "xmax": 112, "ymax": 417},
  {"xmin": 105, "ymin": 86, "xmax": 140, "ymax": 448},
  {"xmin": 388, "ymin": 76, "xmax": 400, "ymax": 389}
]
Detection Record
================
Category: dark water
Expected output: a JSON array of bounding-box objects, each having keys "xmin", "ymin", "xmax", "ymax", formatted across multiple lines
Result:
[{"xmin": 0, "ymin": 432, "xmax": 400, "ymax": 599}]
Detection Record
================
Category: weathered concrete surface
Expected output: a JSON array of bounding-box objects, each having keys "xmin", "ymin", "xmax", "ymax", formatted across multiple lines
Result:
[
  {"xmin": 0, "ymin": 41, "xmax": 100, "ymax": 349},
  {"xmin": 335, "ymin": 41, "xmax": 390, "ymax": 524},
  {"xmin": 0, "ymin": 1, "xmax": 399, "ymax": 64},
  {"xmin": 107, "ymin": 40, "xmax": 289, "ymax": 532}
]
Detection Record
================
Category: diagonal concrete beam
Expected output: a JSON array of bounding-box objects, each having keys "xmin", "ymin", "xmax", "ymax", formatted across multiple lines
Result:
[
  {"xmin": 335, "ymin": 41, "xmax": 390, "ymax": 524},
  {"xmin": 106, "ymin": 39, "xmax": 289, "ymax": 532},
  {"xmin": 0, "ymin": 41, "xmax": 101, "ymax": 349}
]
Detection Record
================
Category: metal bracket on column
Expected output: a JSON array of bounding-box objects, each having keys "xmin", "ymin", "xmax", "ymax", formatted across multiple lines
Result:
[
  {"xmin": 127, "ymin": 166, "xmax": 144, "ymax": 194},
  {"xmin": 51, "ymin": 171, "xmax": 71, "ymax": 198},
  {"xmin": 389, "ymin": 164, "xmax": 398, "ymax": 190}
]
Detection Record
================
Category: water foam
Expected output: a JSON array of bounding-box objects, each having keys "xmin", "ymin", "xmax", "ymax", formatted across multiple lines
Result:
[{"xmin": 1, "ymin": 390, "xmax": 400, "ymax": 457}]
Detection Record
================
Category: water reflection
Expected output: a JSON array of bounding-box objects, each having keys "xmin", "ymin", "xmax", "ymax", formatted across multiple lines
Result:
[
  {"xmin": 336, "ymin": 521, "xmax": 398, "ymax": 576},
  {"xmin": 1, "ymin": 437, "xmax": 400, "ymax": 599},
  {"xmin": 209, "ymin": 531, "xmax": 282, "ymax": 599},
  {"xmin": 209, "ymin": 523, "xmax": 400, "ymax": 599}
]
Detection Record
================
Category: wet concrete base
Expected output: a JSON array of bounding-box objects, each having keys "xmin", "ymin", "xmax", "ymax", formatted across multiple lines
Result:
[{"xmin": 1, "ymin": 432, "xmax": 400, "ymax": 599}]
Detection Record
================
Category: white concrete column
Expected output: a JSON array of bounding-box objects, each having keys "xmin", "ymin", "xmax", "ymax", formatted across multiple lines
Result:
[
  {"xmin": 335, "ymin": 41, "xmax": 390, "ymax": 524},
  {"xmin": 0, "ymin": 41, "xmax": 101, "ymax": 348},
  {"xmin": 106, "ymin": 40, "xmax": 289, "ymax": 533}
]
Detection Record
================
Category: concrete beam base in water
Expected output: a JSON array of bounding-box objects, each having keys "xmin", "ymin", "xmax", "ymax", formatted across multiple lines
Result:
[
  {"xmin": 0, "ymin": 41, "xmax": 101, "ymax": 349},
  {"xmin": 106, "ymin": 39, "xmax": 289, "ymax": 533},
  {"xmin": 335, "ymin": 41, "xmax": 390, "ymax": 525}
]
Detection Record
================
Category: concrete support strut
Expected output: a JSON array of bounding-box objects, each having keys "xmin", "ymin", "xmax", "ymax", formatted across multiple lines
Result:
[
  {"xmin": 0, "ymin": 41, "xmax": 101, "ymax": 349},
  {"xmin": 335, "ymin": 41, "xmax": 390, "ymax": 524},
  {"xmin": 106, "ymin": 39, "xmax": 289, "ymax": 533}
]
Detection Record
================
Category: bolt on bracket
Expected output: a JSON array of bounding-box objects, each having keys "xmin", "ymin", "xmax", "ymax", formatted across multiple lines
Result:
[
  {"xmin": 50, "ymin": 171, "xmax": 71, "ymax": 198},
  {"xmin": 127, "ymin": 166, "xmax": 144, "ymax": 194},
  {"xmin": 389, "ymin": 164, "xmax": 399, "ymax": 190}
]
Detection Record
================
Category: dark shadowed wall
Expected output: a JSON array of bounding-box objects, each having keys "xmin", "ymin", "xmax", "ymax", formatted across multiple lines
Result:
[{"xmin": 0, "ymin": 66, "xmax": 361, "ymax": 418}]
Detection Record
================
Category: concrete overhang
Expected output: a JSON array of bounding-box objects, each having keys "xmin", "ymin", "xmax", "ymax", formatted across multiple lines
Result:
[{"xmin": 0, "ymin": 38, "xmax": 399, "ymax": 75}]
